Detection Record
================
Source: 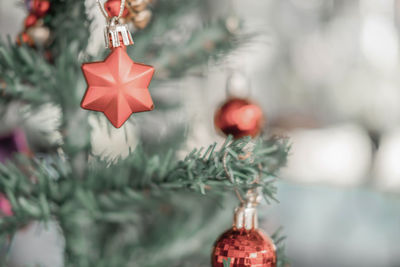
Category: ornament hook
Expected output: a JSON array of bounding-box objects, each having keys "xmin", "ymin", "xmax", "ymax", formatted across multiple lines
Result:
[
  {"xmin": 223, "ymin": 150, "xmax": 245, "ymax": 204},
  {"xmin": 222, "ymin": 150, "xmax": 262, "ymax": 205},
  {"xmin": 96, "ymin": 0, "xmax": 127, "ymax": 20}
]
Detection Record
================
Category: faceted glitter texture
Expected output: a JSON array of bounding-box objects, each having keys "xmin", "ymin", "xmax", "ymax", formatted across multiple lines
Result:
[
  {"xmin": 81, "ymin": 47, "xmax": 154, "ymax": 128},
  {"xmin": 212, "ymin": 228, "xmax": 276, "ymax": 267},
  {"xmin": 214, "ymin": 98, "xmax": 264, "ymax": 139}
]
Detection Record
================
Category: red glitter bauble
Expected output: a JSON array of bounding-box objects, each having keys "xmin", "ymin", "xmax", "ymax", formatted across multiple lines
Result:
[
  {"xmin": 24, "ymin": 14, "xmax": 38, "ymax": 28},
  {"xmin": 105, "ymin": 0, "xmax": 129, "ymax": 18},
  {"xmin": 32, "ymin": 0, "xmax": 50, "ymax": 17},
  {"xmin": 212, "ymin": 228, "xmax": 276, "ymax": 267},
  {"xmin": 214, "ymin": 98, "xmax": 264, "ymax": 139}
]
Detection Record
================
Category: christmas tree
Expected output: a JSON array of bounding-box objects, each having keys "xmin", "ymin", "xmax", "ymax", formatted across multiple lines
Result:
[{"xmin": 0, "ymin": 0, "xmax": 289, "ymax": 266}]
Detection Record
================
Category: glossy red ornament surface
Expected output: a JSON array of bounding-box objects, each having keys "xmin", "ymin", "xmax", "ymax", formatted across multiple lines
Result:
[
  {"xmin": 105, "ymin": 0, "xmax": 129, "ymax": 18},
  {"xmin": 212, "ymin": 228, "xmax": 276, "ymax": 267},
  {"xmin": 24, "ymin": 14, "xmax": 38, "ymax": 28},
  {"xmin": 32, "ymin": 0, "xmax": 50, "ymax": 17},
  {"xmin": 81, "ymin": 47, "xmax": 154, "ymax": 128},
  {"xmin": 215, "ymin": 98, "xmax": 264, "ymax": 138}
]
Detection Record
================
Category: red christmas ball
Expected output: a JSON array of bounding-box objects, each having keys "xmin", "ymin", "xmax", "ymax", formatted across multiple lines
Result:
[
  {"xmin": 16, "ymin": 32, "xmax": 34, "ymax": 46},
  {"xmin": 214, "ymin": 98, "xmax": 264, "ymax": 138},
  {"xmin": 212, "ymin": 228, "xmax": 276, "ymax": 267},
  {"xmin": 0, "ymin": 194, "xmax": 13, "ymax": 217},
  {"xmin": 24, "ymin": 14, "xmax": 38, "ymax": 28},
  {"xmin": 105, "ymin": 0, "xmax": 129, "ymax": 18},
  {"xmin": 32, "ymin": 0, "xmax": 50, "ymax": 17}
]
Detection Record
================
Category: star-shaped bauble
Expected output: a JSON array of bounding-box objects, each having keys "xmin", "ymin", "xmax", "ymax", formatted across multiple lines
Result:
[{"xmin": 81, "ymin": 47, "xmax": 154, "ymax": 128}]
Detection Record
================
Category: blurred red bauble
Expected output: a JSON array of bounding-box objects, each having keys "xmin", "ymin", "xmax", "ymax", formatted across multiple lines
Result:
[
  {"xmin": 32, "ymin": 0, "xmax": 50, "ymax": 17},
  {"xmin": 105, "ymin": 0, "xmax": 129, "ymax": 18},
  {"xmin": 0, "ymin": 194, "xmax": 13, "ymax": 217},
  {"xmin": 215, "ymin": 98, "xmax": 264, "ymax": 138},
  {"xmin": 212, "ymin": 228, "xmax": 276, "ymax": 267},
  {"xmin": 16, "ymin": 32, "xmax": 34, "ymax": 46},
  {"xmin": 24, "ymin": 14, "xmax": 38, "ymax": 28}
]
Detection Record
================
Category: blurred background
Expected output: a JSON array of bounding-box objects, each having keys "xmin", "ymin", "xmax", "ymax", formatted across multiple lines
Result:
[{"xmin": 1, "ymin": 0, "xmax": 400, "ymax": 266}]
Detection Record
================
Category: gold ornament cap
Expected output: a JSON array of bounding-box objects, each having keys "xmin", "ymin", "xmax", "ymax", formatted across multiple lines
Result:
[{"xmin": 233, "ymin": 188, "xmax": 262, "ymax": 230}]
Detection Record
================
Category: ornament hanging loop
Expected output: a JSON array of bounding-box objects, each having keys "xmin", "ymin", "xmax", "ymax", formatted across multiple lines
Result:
[
  {"xmin": 96, "ymin": 0, "xmax": 126, "ymax": 20},
  {"xmin": 223, "ymin": 150, "xmax": 245, "ymax": 204},
  {"xmin": 222, "ymin": 150, "xmax": 262, "ymax": 204}
]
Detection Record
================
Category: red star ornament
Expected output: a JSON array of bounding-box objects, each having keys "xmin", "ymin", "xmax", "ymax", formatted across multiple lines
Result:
[{"xmin": 81, "ymin": 47, "xmax": 154, "ymax": 128}]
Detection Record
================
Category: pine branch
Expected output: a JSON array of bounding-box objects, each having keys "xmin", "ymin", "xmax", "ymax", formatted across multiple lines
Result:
[
  {"xmin": 0, "ymin": 0, "xmax": 89, "ymax": 108},
  {"xmin": 0, "ymin": 40, "xmax": 53, "ymax": 106},
  {"xmin": 0, "ymin": 136, "xmax": 289, "ymax": 265},
  {"xmin": 131, "ymin": 19, "xmax": 239, "ymax": 79},
  {"xmin": 0, "ymin": 136, "xmax": 288, "ymax": 232},
  {"xmin": 85, "ymin": 136, "xmax": 289, "ymax": 198},
  {"xmin": 48, "ymin": 0, "xmax": 91, "ymax": 56}
]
